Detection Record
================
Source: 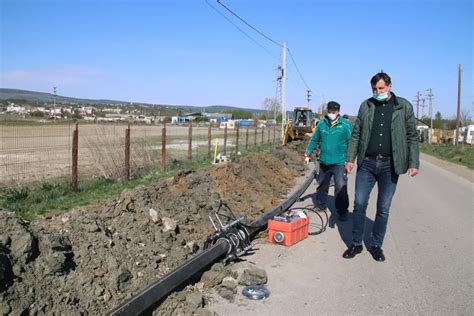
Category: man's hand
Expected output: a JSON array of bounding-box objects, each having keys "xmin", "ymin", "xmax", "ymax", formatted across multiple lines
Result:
[
  {"xmin": 407, "ymin": 168, "xmax": 419, "ymax": 177},
  {"xmin": 304, "ymin": 154, "xmax": 310, "ymax": 165},
  {"xmin": 345, "ymin": 162, "xmax": 354, "ymax": 174}
]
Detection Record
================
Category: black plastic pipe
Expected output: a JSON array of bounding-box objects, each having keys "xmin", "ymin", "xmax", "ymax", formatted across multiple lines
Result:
[{"xmin": 109, "ymin": 168, "xmax": 317, "ymax": 315}]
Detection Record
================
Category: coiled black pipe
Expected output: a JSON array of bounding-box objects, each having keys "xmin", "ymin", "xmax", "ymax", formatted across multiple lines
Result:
[{"xmin": 109, "ymin": 168, "xmax": 317, "ymax": 315}]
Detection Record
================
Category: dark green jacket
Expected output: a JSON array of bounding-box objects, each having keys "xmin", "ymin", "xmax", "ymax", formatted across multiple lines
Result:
[
  {"xmin": 305, "ymin": 116, "xmax": 352, "ymax": 166},
  {"xmin": 347, "ymin": 93, "xmax": 420, "ymax": 174}
]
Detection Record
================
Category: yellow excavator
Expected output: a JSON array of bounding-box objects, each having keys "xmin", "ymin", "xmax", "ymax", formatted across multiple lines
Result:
[{"xmin": 282, "ymin": 107, "xmax": 317, "ymax": 145}]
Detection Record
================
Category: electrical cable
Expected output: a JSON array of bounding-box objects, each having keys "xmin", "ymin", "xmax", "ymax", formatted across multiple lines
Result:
[
  {"xmin": 288, "ymin": 205, "xmax": 328, "ymax": 235},
  {"xmin": 205, "ymin": 0, "xmax": 276, "ymax": 57},
  {"xmin": 288, "ymin": 48, "xmax": 311, "ymax": 90},
  {"xmin": 216, "ymin": 0, "xmax": 283, "ymax": 48}
]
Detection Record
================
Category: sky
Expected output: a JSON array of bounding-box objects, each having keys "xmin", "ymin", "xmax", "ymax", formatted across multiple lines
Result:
[{"xmin": 1, "ymin": 0, "xmax": 472, "ymax": 117}]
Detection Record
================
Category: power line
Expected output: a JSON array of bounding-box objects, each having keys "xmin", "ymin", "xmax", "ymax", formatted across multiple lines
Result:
[
  {"xmin": 204, "ymin": 0, "xmax": 275, "ymax": 57},
  {"xmin": 216, "ymin": 0, "xmax": 283, "ymax": 48},
  {"xmin": 214, "ymin": 0, "xmax": 311, "ymax": 91},
  {"xmin": 287, "ymin": 48, "xmax": 310, "ymax": 90}
]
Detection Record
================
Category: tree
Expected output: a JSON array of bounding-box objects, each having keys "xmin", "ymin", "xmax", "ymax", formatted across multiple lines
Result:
[
  {"xmin": 262, "ymin": 98, "xmax": 280, "ymax": 119},
  {"xmin": 432, "ymin": 111, "xmax": 443, "ymax": 129},
  {"xmin": 30, "ymin": 111, "xmax": 44, "ymax": 117},
  {"xmin": 229, "ymin": 110, "xmax": 252, "ymax": 119},
  {"xmin": 460, "ymin": 108, "xmax": 472, "ymax": 127}
]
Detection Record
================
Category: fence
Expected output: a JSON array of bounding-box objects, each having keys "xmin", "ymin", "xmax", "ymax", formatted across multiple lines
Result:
[{"xmin": 0, "ymin": 122, "xmax": 281, "ymax": 189}]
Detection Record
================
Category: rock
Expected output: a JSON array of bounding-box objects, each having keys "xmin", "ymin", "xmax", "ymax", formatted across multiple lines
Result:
[
  {"xmin": 238, "ymin": 266, "xmax": 268, "ymax": 286},
  {"xmin": 0, "ymin": 301, "xmax": 12, "ymax": 315},
  {"xmin": 113, "ymin": 268, "xmax": 133, "ymax": 292},
  {"xmin": 162, "ymin": 217, "xmax": 178, "ymax": 233},
  {"xmin": 185, "ymin": 293, "xmax": 203, "ymax": 309},
  {"xmin": 199, "ymin": 270, "xmax": 226, "ymax": 288},
  {"xmin": 217, "ymin": 276, "xmax": 238, "ymax": 301},
  {"xmin": 148, "ymin": 209, "xmax": 160, "ymax": 223},
  {"xmin": 194, "ymin": 309, "xmax": 216, "ymax": 316}
]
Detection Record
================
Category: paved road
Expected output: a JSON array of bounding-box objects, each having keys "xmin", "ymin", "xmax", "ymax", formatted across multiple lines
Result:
[{"xmin": 209, "ymin": 155, "xmax": 473, "ymax": 315}]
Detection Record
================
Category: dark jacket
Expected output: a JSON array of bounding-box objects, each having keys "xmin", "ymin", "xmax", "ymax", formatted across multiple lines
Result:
[
  {"xmin": 347, "ymin": 93, "xmax": 419, "ymax": 175},
  {"xmin": 306, "ymin": 116, "xmax": 353, "ymax": 166}
]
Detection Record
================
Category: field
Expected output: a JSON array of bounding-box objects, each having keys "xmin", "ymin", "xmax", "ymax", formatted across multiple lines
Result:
[{"xmin": 0, "ymin": 122, "xmax": 280, "ymax": 187}]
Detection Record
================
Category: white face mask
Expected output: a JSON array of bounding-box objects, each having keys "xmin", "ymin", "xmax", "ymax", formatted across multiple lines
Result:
[{"xmin": 327, "ymin": 113, "xmax": 337, "ymax": 121}]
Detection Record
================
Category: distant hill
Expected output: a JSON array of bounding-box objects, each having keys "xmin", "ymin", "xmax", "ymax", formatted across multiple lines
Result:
[{"xmin": 0, "ymin": 88, "xmax": 264, "ymax": 114}]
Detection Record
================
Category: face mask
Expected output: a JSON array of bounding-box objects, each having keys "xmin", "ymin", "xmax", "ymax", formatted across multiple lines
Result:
[
  {"xmin": 373, "ymin": 92, "xmax": 389, "ymax": 101},
  {"xmin": 327, "ymin": 113, "xmax": 337, "ymax": 121}
]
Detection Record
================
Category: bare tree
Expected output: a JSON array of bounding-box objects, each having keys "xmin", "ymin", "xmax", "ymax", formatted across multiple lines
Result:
[
  {"xmin": 460, "ymin": 108, "xmax": 472, "ymax": 126},
  {"xmin": 460, "ymin": 107, "xmax": 472, "ymax": 144},
  {"xmin": 262, "ymin": 97, "xmax": 280, "ymax": 119}
]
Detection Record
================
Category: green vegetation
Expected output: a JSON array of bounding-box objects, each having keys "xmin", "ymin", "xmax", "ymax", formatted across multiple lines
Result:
[
  {"xmin": 420, "ymin": 143, "xmax": 474, "ymax": 169},
  {"xmin": 0, "ymin": 143, "xmax": 276, "ymax": 220}
]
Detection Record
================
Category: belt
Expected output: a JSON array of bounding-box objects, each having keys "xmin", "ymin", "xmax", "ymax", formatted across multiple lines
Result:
[{"xmin": 365, "ymin": 154, "xmax": 391, "ymax": 161}]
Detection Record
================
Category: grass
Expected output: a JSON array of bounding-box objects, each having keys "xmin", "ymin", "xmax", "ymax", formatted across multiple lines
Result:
[
  {"xmin": 420, "ymin": 143, "xmax": 474, "ymax": 170},
  {"xmin": 0, "ymin": 143, "xmax": 277, "ymax": 220}
]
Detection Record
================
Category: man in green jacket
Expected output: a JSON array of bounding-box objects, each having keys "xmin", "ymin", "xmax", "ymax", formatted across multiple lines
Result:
[
  {"xmin": 304, "ymin": 101, "xmax": 353, "ymax": 221},
  {"xmin": 343, "ymin": 72, "xmax": 419, "ymax": 262}
]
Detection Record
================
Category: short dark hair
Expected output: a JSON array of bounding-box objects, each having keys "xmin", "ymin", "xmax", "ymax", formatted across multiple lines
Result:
[
  {"xmin": 327, "ymin": 101, "xmax": 340, "ymax": 111},
  {"xmin": 370, "ymin": 72, "xmax": 391, "ymax": 88}
]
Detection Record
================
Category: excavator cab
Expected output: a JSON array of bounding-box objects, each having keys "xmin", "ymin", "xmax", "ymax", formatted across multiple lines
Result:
[{"xmin": 282, "ymin": 107, "xmax": 316, "ymax": 145}]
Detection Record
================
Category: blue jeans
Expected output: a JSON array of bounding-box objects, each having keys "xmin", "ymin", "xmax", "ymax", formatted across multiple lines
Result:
[
  {"xmin": 352, "ymin": 158, "xmax": 399, "ymax": 247},
  {"xmin": 316, "ymin": 164, "xmax": 349, "ymax": 213}
]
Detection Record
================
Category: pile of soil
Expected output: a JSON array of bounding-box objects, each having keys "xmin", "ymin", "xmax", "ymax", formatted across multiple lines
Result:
[{"xmin": 0, "ymin": 142, "xmax": 306, "ymax": 315}]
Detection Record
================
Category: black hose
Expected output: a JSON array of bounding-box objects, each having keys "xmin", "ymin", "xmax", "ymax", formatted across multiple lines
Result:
[
  {"xmin": 108, "ymin": 240, "xmax": 230, "ymax": 316},
  {"xmin": 108, "ymin": 167, "xmax": 318, "ymax": 315}
]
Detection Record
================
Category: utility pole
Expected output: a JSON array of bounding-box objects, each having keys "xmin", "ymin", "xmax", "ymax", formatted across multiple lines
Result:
[
  {"xmin": 307, "ymin": 89, "xmax": 312, "ymax": 108},
  {"xmin": 426, "ymin": 88, "xmax": 434, "ymax": 143},
  {"xmin": 421, "ymin": 97, "xmax": 427, "ymax": 118},
  {"xmin": 414, "ymin": 91, "xmax": 421, "ymax": 119},
  {"xmin": 53, "ymin": 86, "xmax": 57, "ymax": 121},
  {"xmin": 281, "ymin": 42, "xmax": 287, "ymax": 138},
  {"xmin": 455, "ymin": 64, "xmax": 462, "ymax": 146},
  {"xmin": 275, "ymin": 63, "xmax": 283, "ymax": 120}
]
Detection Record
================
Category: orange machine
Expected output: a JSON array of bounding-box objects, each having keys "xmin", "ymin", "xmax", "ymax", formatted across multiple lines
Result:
[{"xmin": 268, "ymin": 215, "xmax": 309, "ymax": 246}]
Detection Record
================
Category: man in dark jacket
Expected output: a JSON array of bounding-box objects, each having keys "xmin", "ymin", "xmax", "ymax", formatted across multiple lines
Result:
[
  {"xmin": 343, "ymin": 72, "xmax": 419, "ymax": 262},
  {"xmin": 304, "ymin": 101, "xmax": 353, "ymax": 221}
]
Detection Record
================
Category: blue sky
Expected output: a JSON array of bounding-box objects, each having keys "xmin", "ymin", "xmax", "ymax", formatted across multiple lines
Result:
[{"xmin": 1, "ymin": 0, "xmax": 472, "ymax": 117}]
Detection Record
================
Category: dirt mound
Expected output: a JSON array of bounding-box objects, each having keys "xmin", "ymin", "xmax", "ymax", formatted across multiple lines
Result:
[{"xmin": 0, "ymin": 144, "xmax": 306, "ymax": 315}]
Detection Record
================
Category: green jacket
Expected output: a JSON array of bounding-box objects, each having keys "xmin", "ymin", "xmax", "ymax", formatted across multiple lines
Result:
[
  {"xmin": 347, "ymin": 93, "xmax": 420, "ymax": 175},
  {"xmin": 305, "ymin": 116, "xmax": 353, "ymax": 166}
]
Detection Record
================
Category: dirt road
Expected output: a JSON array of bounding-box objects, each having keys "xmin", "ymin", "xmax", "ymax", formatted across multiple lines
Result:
[{"xmin": 209, "ymin": 155, "xmax": 473, "ymax": 315}]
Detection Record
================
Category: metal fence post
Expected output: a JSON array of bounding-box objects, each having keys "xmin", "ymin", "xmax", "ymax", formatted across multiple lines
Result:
[
  {"xmin": 71, "ymin": 123, "xmax": 78, "ymax": 191},
  {"xmin": 224, "ymin": 125, "xmax": 228, "ymax": 155},
  {"xmin": 235, "ymin": 122, "xmax": 240, "ymax": 154},
  {"xmin": 208, "ymin": 126, "xmax": 211, "ymax": 157},
  {"xmin": 188, "ymin": 123, "xmax": 192, "ymax": 161},
  {"xmin": 162, "ymin": 123, "xmax": 167, "ymax": 172},
  {"xmin": 245, "ymin": 127, "xmax": 249, "ymax": 150},
  {"xmin": 261, "ymin": 128, "xmax": 264, "ymax": 144},
  {"xmin": 254, "ymin": 127, "xmax": 257, "ymax": 147},
  {"xmin": 125, "ymin": 123, "xmax": 131, "ymax": 180}
]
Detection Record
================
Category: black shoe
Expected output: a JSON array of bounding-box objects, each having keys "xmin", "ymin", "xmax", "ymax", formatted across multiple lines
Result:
[
  {"xmin": 337, "ymin": 210, "xmax": 348, "ymax": 221},
  {"xmin": 369, "ymin": 246, "xmax": 386, "ymax": 262},
  {"xmin": 342, "ymin": 245, "xmax": 363, "ymax": 258}
]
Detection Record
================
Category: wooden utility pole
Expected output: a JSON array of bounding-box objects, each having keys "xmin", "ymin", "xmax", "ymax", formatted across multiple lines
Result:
[{"xmin": 455, "ymin": 64, "xmax": 462, "ymax": 146}]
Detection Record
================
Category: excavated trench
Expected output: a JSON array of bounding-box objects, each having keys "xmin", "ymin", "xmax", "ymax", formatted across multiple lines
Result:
[{"xmin": 0, "ymin": 142, "xmax": 307, "ymax": 315}]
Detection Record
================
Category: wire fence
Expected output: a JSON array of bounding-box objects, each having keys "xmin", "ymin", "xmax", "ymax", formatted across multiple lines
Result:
[{"xmin": 0, "ymin": 122, "xmax": 281, "ymax": 189}]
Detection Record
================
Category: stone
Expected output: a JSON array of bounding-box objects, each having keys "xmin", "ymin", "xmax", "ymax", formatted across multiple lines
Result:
[
  {"xmin": 238, "ymin": 266, "xmax": 267, "ymax": 286},
  {"xmin": 148, "ymin": 209, "xmax": 160, "ymax": 223}
]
